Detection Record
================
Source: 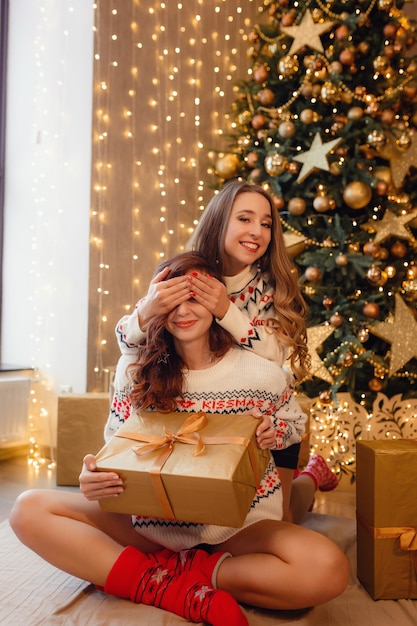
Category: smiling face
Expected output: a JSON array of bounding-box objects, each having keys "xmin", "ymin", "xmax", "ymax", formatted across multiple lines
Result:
[{"xmin": 222, "ymin": 191, "xmax": 272, "ymax": 276}]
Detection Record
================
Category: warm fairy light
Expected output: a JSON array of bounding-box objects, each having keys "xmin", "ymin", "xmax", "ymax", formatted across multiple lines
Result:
[{"xmin": 89, "ymin": 0, "xmax": 257, "ymax": 389}]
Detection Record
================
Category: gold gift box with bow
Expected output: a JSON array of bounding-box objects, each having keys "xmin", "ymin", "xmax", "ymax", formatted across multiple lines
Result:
[
  {"xmin": 356, "ymin": 440, "xmax": 417, "ymax": 600},
  {"xmin": 95, "ymin": 410, "xmax": 270, "ymax": 527}
]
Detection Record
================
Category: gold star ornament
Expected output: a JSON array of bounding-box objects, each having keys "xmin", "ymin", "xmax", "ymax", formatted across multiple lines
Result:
[
  {"xmin": 361, "ymin": 208, "xmax": 417, "ymax": 245},
  {"xmin": 281, "ymin": 10, "xmax": 335, "ymax": 56},
  {"xmin": 307, "ymin": 324, "xmax": 335, "ymax": 383},
  {"xmin": 283, "ymin": 231, "xmax": 307, "ymax": 258},
  {"xmin": 370, "ymin": 293, "xmax": 417, "ymax": 376},
  {"xmin": 294, "ymin": 133, "xmax": 342, "ymax": 183},
  {"xmin": 380, "ymin": 132, "xmax": 417, "ymax": 188}
]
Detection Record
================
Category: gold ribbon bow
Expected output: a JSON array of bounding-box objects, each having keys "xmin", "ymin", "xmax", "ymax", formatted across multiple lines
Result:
[
  {"xmin": 118, "ymin": 411, "xmax": 207, "ymax": 458},
  {"xmin": 357, "ymin": 513, "xmax": 417, "ymax": 576}
]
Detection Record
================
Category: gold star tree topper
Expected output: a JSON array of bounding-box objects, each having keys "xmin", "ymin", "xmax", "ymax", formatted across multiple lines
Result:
[
  {"xmin": 361, "ymin": 208, "xmax": 417, "ymax": 245},
  {"xmin": 281, "ymin": 10, "xmax": 335, "ymax": 56},
  {"xmin": 294, "ymin": 133, "xmax": 342, "ymax": 183},
  {"xmin": 307, "ymin": 324, "xmax": 335, "ymax": 383},
  {"xmin": 370, "ymin": 293, "xmax": 417, "ymax": 376}
]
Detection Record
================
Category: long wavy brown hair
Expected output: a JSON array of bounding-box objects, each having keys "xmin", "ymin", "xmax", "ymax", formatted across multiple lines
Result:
[
  {"xmin": 187, "ymin": 179, "xmax": 310, "ymax": 381},
  {"xmin": 128, "ymin": 251, "xmax": 236, "ymax": 412}
]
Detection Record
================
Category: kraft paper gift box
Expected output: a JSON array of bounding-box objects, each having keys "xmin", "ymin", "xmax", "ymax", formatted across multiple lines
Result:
[
  {"xmin": 56, "ymin": 393, "xmax": 109, "ymax": 486},
  {"xmin": 356, "ymin": 439, "xmax": 417, "ymax": 600},
  {"xmin": 95, "ymin": 410, "xmax": 270, "ymax": 527}
]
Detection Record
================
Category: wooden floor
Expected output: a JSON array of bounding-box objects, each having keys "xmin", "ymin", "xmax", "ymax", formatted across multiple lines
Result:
[{"xmin": 0, "ymin": 454, "xmax": 356, "ymax": 523}]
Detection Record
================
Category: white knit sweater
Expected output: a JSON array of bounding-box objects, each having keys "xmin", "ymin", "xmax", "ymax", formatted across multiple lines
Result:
[{"xmin": 104, "ymin": 346, "xmax": 306, "ymax": 550}]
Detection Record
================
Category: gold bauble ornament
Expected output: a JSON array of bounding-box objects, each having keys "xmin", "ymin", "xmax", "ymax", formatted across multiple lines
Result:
[
  {"xmin": 368, "ymin": 378, "xmax": 383, "ymax": 392},
  {"xmin": 402, "ymin": 279, "xmax": 417, "ymax": 301},
  {"xmin": 313, "ymin": 195, "xmax": 331, "ymax": 212},
  {"xmin": 363, "ymin": 302, "xmax": 380, "ymax": 318},
  {"xmin": 373, "ymin": 55, "xmax": 390, "ymax": 73},
  {"xmin": 278, "ymin": 120, "xmax": 296, "ymax": 138},
  {"xmin": 300, "ymin": 108, "xmax": 315, "ymax": 124},
  {"xmin": 278, "ymin": 56, "xmax": 299, "ymax": 77},
  {"xmin": 366, "ymin": 265, "xmax": 382, "ymax": 284},
  {"xmin": 367, "ymin": 129, "xmax": 386, "ymax": 150},
  {"xmin": 390, "ymin": 241, "xmax": 407, "ymax": 258},
  {"xmin": 363, "ymin": 241, "xmax": 381, "ymax": 258},
  {"xmin": 258, "ymin": 88, "xmax": 275, "ymax": 106},
  {"xmin": 253, "ymin": 65, "xmax": 269, "ymax": 83},
  {"xmin": 323, "ymin": 296, "xmax": 336, "ymax": 310},
  {"xmin": 343, "ymin": 181, "xmax": 372, "ymax": 209},
  {"xmin": 321, "ymin": 82, "xmax": 338, "ymax": 103},
  {"xmin": 305, "ymin": 266, "xmax": 322, "ymax": 281},
  {"xmin": 339, "ymin": 47, "xmax": 355, "ymax": 65},
  {"xmin": 288, "ymin": 197, "xmax": 306, "ymax": 215},
  {"xmin": 264, "ymin": 153, "xmax": 288, "ymax": 176},
  {"xmin": 341, "ymin": 351, "xmax": 354, "ymax": 367},
  {"xmin": 330, "ymin": 312, "xmax": 344, "ymax": 327},
  {"xmin": 347, "ymin": 106, "xmax": 364, "ymax": 121},
  {"xmin": 380, "ymin": 109, "xmax": 395, "ymax": 125},
  {"xmin": 251, "ymin": 113, "xmax": 267, "ymax": 130},
  {"xmin": 272, "ymin": 194, "xmax": 285, "ymax": 210},
  {"xmin": 385, "ymin": 265, "xmax": 396, "ymax": 279},
  {"xmin": 300, "ymin": 82, "xmax": 313, "ymax": 98},
  {"xmin": 215, "ymin": 154, "xmax": 240, "ymax": 179},
  {"xmin": 335, "ymin": 253, "xmax": 348, "ymax": 266},
  {"xmin": 329, "ymin": 61, "xmax": 343, "ymax": 74},
  {"xmin": 396, "ymin": 132, "xmax": 411, "ymax": 151},
  {"xmin": 245, "ymin": 152, "xmax": 259, "ymax": 168}
]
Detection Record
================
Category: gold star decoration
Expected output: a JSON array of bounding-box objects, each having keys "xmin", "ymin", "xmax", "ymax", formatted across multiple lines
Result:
[
  {"xmin": 370, "ymin": 293, "xmax": 417, "ymax": 376},
  {"xmin": 307, "ymin": 324, "xmax": 335, "ymax": 383},
  {"xmin": 361, "ymin": 208, "xmax": 417, "ymax": 245},
  {"xmin": 281, "ymin": 10, "xmax": 335, "ymax": 56},
  {"xmin": 283, "ymin": 231, "xmax": 307, "ymax": 258},
  {"xmin": 293, "ymin": 133, "xmax": 342, "ymax": 183},
  {"xmin": 380, "ymin": 132, "xmax": 417, "ymax": 188}
]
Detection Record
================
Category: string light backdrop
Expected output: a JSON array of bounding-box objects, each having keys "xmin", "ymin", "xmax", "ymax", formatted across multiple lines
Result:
[{"xmin": 88, "ymin": 0, "xmax": 260, "ymax": 390}]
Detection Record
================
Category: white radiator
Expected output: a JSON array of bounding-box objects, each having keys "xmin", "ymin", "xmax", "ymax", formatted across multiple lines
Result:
[{"xmin": 0, "ymin": 377, "xmax": 31, "ymax": 446}]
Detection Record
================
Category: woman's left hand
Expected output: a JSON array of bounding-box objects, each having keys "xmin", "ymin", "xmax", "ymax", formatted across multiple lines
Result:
[
  {"xmin": 79, "ymin": 454, "xmax": 124, "ymax": 501},
  {"xmin": 189, "ymin": 272, "xmax": 230, "ymax": 320},
  {"xmin": 250, "ymin": 409, "xmax": 276, "ymax": 450}
]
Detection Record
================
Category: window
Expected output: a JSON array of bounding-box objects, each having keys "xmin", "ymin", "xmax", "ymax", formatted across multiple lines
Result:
[{"xmin": 0, "ymin": 0, "xmax": 8, "ymax": 351}]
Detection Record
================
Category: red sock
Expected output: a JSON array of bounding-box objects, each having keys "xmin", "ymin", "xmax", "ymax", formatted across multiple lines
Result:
[
  {"xmin": 104, "ymin": 546, "xmax": 248, "ymax": 626},
  {"xmin": 150, "ymin": 547, "xmax": 230, "ymax": 586},
  {"xmin": 299, "ymin": 454, "xmax": 338, "ymax": 492}
]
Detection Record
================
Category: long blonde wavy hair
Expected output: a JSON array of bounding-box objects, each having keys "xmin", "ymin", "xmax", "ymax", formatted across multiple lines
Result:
[{"xmin": 188, "ymin": 179, "xmax": 310, "ymax": 381}]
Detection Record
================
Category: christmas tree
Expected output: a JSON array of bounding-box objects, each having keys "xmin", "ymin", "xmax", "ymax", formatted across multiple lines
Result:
[{"xmin": 212, "ymin": 0, "xmax": 417, "ymax": 418}]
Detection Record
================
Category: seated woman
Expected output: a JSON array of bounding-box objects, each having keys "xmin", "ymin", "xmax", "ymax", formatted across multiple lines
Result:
[{"xmin": 10, "ymin": 252, "xmax": 349, "ymax": 626}]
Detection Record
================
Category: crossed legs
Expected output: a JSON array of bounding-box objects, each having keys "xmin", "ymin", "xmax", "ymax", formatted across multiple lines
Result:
[{"xmin": 10, "ymin": 488, "xmax": 349, "ymax": 612}]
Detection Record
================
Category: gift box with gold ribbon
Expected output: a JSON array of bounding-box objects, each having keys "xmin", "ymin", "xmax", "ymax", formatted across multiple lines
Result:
[
  {"xmin": 95, "ymin": 410, "xmax": 270, "ymax": 527},
  {"xmin": 356, "ymin": 439, "xmax": 417, "ymax": 599}
]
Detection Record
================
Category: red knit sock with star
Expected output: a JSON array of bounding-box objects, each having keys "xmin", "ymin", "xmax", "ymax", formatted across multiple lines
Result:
[
  {"xmin": 104, "ymin": 546, "xmax": 248, "ymax": 626},
  {"xmin": 299, "ymin": 454, "xmax": 338, "ymax": 491}
]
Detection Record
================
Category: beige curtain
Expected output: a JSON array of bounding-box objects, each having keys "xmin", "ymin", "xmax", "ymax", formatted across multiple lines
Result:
[{"xmin": 87, "ymin": 1, "xmax": 260, "ymax": 390}]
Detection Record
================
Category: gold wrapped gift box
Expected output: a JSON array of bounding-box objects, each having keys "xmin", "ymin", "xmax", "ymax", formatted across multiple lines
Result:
[
  {"xmin": 356, "ymin": 440, "xmax": 417, "ymax": 600},
  {"xmin": 95, "ymin": 410, "xmax": 270, "ymax": 527},
  {"xmin": 56, "ymin": 393, "xmax": 109, "ymax": 486}
]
